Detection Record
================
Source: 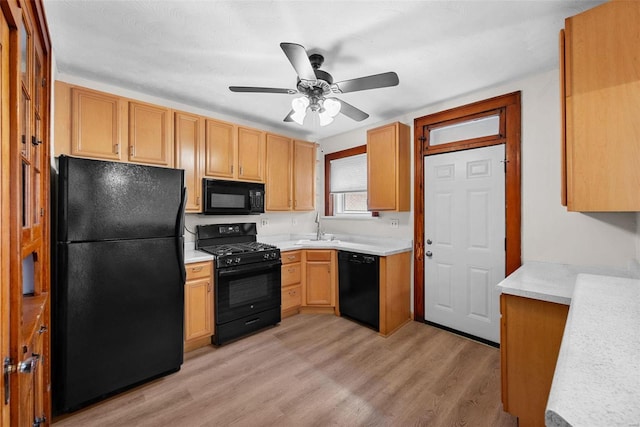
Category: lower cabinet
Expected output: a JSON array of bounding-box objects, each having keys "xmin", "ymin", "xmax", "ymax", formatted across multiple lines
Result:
[
  {"xmin": 19, "ymin": 317, "xmax": 47, "ymax": 427},
  {"xmin": 302, "ymin": 250, "xmax": 336, "ymax": 311},
  {"xmin": 184, "ymin": 261, "xmax": 214, "ymax": 351},
  {"xmin": 500, "ymin": 294, "xmax": 569, "ymax": 427},
  {"xmin": 281, "ymin": 250, "xmax": 302, "ymax": 318}
]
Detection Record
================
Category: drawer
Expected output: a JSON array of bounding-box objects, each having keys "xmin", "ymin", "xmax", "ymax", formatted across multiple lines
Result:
[
  {"xmin": 186, "ymin": 261, "xmax": 212, "ymax": 281},
  {"xmin": 281, "ymin": 263, "xmax": 301, "ymax": 287},
  {"xmin": 282, "ymin": 285, "xmax": 302, "ymax": 311},
  {"xmin": 282, "ymin": 250, "xmax": 301, "ymax": 264},
  {"xmin": 305, "ymin": 250, "xmax": 332, "ymax": 261}
]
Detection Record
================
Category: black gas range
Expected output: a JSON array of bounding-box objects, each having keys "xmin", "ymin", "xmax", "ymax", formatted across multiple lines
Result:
[{"xmin": 195, "ymin": 223, "xmax": 281, "ymax": 345}]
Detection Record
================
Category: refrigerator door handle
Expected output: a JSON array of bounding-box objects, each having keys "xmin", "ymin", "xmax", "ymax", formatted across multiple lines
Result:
[
  {"xmin": 177, "ymin": 187, "xmax": 187, "ymax": 236},
  {"xmin": 177, "ymin": 238, "xmax": 186, "ymax": 285}
]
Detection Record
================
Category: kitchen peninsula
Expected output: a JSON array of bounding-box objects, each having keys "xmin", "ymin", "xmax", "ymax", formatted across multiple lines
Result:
[{"xmin": 497, "ymin": 262, "xmax": 640, "ymax": 427}]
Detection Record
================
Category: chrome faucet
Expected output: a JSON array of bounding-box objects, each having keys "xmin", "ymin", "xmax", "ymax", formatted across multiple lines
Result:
[{"xmin": 315, "ymin": 212, "xmax": 323, "ymax": 240}]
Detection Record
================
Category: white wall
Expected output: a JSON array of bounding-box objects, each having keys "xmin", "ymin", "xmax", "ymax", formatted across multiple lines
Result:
[{"xmin": 319, "ymin": 68, "xmax": 639, "ymax": 270}]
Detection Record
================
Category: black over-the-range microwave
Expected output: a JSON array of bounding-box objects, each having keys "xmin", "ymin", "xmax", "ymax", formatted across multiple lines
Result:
[{"xmin": 202, "ymin": 178, "xmax": 265, "ymax": 215}]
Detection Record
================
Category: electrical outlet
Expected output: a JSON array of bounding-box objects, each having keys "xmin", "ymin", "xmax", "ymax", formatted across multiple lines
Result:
[
  {"xmin": 390, "ymin": 219, "xmax": 399, "ymax": 228},
  {"xmin": 261, "ymin": 218, "xmax": 269, "ymax": 227}
]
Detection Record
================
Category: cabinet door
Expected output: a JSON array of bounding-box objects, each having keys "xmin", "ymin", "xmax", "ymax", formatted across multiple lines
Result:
[
  {"xmin": 71, "ymin": 88, "xmax": 124, "ymax": 161},
  {"xmin": 184, "ymin": 277, "xmax": 213, "ymax": 341},
  {"xmin": 293, "ymin": 140, "xmax": 316, "ymax": 211},
  {"xmin": 175, "ymin": 112, "xmax": 202, "ymax": 212},
  {"xmin": 367, "ymin": 124, "xmax": 397, "ymax": 210},
  {"xmin": 265, "ymin": 134, "xmax": 292, "ymax": 210},
  {"xmin": 237, "ymin": 126, "xmax": 265, "ymax": 182},
  {"xmin": 501, "ymin": 294, "xmax": 568, "ymax": 426},
  {"xmin": 204, "ymin": 119, "xmax": 235, "ymax": 178},
  {"xmin": 563, "ymin": 1, "xmax": 640, "ymax": 211},
  {"xmin": 128, "ymin": 101, "xmax": 172, "ymax": 167},
  {"xmin": 305, "ymin": 260, "xmax": 333, "ymax": 306}
]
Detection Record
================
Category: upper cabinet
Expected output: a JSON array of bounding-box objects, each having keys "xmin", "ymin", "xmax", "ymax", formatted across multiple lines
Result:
[
  {"xmin": 367, "ymin": 122, "xmax": 410, "ymax": 212},
  {"xmin": 69, "ymin": 86, "xmax": 126, "ymax": 161},
  {"xmin": 265, "ymin": 133, "xmax": 292, "ymax": 210},
  {"xmin": 265, "ymin": 134, "xmax": 316, "ymax": 211},
  {"xmin": 237, "ymin": 126, "xmax": 265, "ymax": 182},
  {"xmin": 203, "ymin": 119, "xmax": 265, "ymax": 182},
  {"xmin": 56, "ymin": 82, "xmax": 173, "ymax": 167},
  {"xmin": 561, "ymin": 1, "xmax": 640, "ymax": 211},
  {"xmin": 128, "ymin": 101, "xmax": 172, "ymax": 167},
  {"xmin": 175, "ymin": 111, "xmax": 203, "ymax": 212},
  {"xmin": 204, "ymin": 118, "xmax": 235, "ymax": 179},
  {"xmin": 293, "ymin": 140, "xmax": 316, "ymax": 211}
]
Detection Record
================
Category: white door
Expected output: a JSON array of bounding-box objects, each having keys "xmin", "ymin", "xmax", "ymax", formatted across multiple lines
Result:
[{"xmin": 424, "ymin": 144, "xmax": 505, "ymax": 343}]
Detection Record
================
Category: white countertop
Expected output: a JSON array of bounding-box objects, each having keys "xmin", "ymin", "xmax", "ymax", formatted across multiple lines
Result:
[
  {"xmin": 183, "ymin": 234, "xmax": 412, "ymax": 264},
  {"xmin": 545, "ymin": 274, "xmax": 640, "ymax": 427},
  {"xmin": 259, "ymin": 233, "xmax": 413, "ymax": 257},
  {"xmin": 495, "ymin": 262, "xmax": 634, "ymax": 305},
  {"xmin": 184, "ymin": 248, "xmax": 213, "ymax": 264}
]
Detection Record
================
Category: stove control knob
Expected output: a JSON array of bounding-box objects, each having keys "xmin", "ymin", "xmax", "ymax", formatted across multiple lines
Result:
[
  {"xmin": 225, "ymin": 259, "xmax": 233, "ymax": 265},
  {"xmin": 263, "ymin": 253, "xmax": 270, "ymax": 260},
  {"xmin": 235, "ymin": 257, "xmax": 241, "ymax": 264}
]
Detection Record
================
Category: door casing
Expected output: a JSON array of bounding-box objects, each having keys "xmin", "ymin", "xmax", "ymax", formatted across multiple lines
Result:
[{"xmin": 413, "ymin": 92, "xmax": 522, "ymax": 322}]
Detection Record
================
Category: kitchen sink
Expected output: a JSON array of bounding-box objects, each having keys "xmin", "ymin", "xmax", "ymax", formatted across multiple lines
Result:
[{"xmin": 294, "ymin": 239, "xmax": 340, "ymax": 246}]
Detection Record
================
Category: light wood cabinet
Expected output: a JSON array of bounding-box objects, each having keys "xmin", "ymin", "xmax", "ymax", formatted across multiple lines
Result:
[
  {"xmin": 70, "ymin": 86, "xmax": 126, "ymax": 161},
  {"xmin": 265, "ymin": 134, "xmax": 292, "ymax": 210},
  {"xmin": 366, "ymin": 122, "xmax": 410, "ymax": 211},
  {"xmin": 175, "ymin": 112, "xmax": 203, "ymax": 212},
  {"xmin": 128, "ymin": 101, "xmax": 172, "ymax": 167},
  {"xmin": 184, "ymin": 261, "xmax": 214, "ymax": 351},
  {"xmin": 265, "ymin": 134, "xmax": 316, "ymax": 211},
  {"xmin": 237, "ymin": 126, "xmax": 265, "ymax": 182},
  {"xmin": 561, "ymin": 1, "xmax": 640, "ymax": 211},
  {"xmin": 500, "ymin": 294, "xmax": 569, "ymax": 427},
  {"xmin": 204, "ymin": 120, "xmax": 265, "ymax": 182},
  {"xmin": 281, "ymin": 250, "xmax": 302, "ymax": 318},
  {"xmin": 204, "ymin": 118, "xmax": 235, "ymax": 179},
  {"xmin": 4, "ymin": 1, "xmax": 52, "ymax": 425},
  {"xmin": 293, "ymin": 140, "xmax": 316, "ymax": 211},
  {"xmin": 303, "ymin": 250, "xmax": 335, "ymax": 307},
  {"xmin": 57, "ymin": 82, "xmax": 175, "ymax": 168},
  {"xmin": 379, "ymin": 251, "xmax": 412, "ymax": 337}
]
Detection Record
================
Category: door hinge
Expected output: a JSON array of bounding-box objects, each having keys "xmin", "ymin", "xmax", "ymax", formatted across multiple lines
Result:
[
  {"xmin": 33, "ymin": 415, "xmax": 47, "ymax": 427},
  {"xmin": 500, "ymin": 158, "xmax": 509, "ymax": 173},
  {"xmin": 4, "ymin": 357, "xmax": 15, "ymax": 404},
  {"xmin": 41, "ymin": 77, "xmax": 47, "ymax": 88},
  {"xmin": 504, "ymin": 237, "xmax": 507, "ymax": 251}
]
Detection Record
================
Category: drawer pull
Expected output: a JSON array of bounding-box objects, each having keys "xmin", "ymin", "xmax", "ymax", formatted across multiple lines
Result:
[
  {"xmin": 288, "ymin": 268, "xmax": 295, "ymax": 273},
  {"xmin": 191, "ymin": 266, "xmax": 204, "ymax": 272},
  {"xmin": 287, "ymin": 255, "xmax": 296, "ymax": 260}
]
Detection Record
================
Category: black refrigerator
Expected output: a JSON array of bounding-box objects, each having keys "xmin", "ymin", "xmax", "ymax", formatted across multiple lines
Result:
[{"xmin": 53, "ymin": 155, "xmax": 186, "ymax": 415}]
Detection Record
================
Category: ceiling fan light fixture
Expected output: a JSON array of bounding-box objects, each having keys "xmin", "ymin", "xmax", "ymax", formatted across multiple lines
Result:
[{"xmin": 291, "ymin": 96, "xmax": 310, "ymax": 125}]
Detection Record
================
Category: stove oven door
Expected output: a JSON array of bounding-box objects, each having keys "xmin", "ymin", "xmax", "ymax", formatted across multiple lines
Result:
[{"xmin": 215, "ymin": 260, "xmax": 282, "ymax": 326}]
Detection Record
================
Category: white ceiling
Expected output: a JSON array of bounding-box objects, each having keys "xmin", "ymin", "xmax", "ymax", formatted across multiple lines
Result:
[{"xmin": 43, "ymin": 0, "xmax": 604, "ymax": 141}]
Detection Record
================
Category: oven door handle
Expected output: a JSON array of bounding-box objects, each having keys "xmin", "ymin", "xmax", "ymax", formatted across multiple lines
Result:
[{"xmin": 217, "ymin": 260, "xmax": 282, "ymax": 277}]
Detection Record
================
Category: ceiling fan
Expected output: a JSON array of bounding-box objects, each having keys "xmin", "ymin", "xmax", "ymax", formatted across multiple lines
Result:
[{"xmin": 229, "ymin": 42, "xmax": 399, "ymax": 126}]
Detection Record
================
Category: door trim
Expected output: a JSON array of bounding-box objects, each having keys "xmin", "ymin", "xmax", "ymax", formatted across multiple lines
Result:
[{"xmin": 413, "ymin": 91, "xmax": 521, "ymax": 322}]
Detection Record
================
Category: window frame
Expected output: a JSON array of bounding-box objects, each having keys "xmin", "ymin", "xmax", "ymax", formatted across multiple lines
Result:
[{"xmin": 324, "ymin": 145, "xmax": 367, "ymax": 216}]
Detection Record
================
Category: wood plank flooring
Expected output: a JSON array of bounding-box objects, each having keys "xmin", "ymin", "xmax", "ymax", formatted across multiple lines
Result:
[{"xmin": 53, "ymin": 314, "xmax": 517, "ymax": 427}]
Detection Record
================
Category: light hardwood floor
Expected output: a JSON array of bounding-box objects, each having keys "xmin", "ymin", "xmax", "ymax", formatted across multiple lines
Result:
[{"xmin": 53, "ymin": 314, "xmax": 517, "ymax": 426}]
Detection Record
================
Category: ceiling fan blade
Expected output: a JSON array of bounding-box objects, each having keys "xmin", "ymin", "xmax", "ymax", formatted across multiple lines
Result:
[
  {"xmin": 280, "ymin": 42, "xmax": 317, "ymax": 82},
  {"xmin": 332, "ymin": 72, "xmax": 399, "ymax": 94},
  {"xmin": 229, "ymin": 86, "xmax": 297, "ymax": 94},
  {"xmin": 331, "ymin": 98, "xmax": 369, "ymax": 122},
  {"xmin": 283, "ymin": 110, "xmax": 295, "ymax": 122}
]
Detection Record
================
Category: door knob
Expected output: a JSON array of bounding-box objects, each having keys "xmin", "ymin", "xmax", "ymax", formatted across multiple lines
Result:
[
  {"xmin": 426, "ymin": 239, "xmax": 432, "ymax": 245},
  {"xmin": 425, "ymin": 251, "xmax": 433, "ymax": 258}
]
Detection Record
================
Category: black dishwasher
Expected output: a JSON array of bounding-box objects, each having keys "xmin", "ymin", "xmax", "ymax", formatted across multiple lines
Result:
[{"xmin": 338, "ymin": 251, "xmax": 380, "ymax": 331}]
